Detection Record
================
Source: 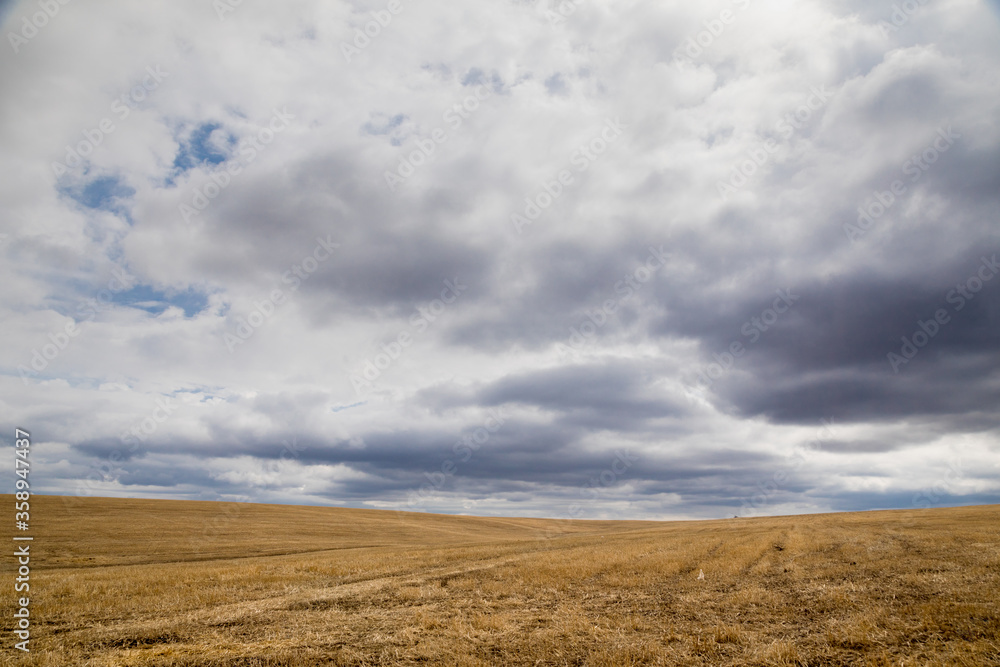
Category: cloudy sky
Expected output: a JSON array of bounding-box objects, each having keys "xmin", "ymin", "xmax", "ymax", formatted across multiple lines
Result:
[{"xmin": 2, "ymin": 0, "xmax": 999, "ymax": 521}]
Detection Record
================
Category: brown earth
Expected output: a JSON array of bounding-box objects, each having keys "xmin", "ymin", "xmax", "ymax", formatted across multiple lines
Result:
[{"xmin": 1, "ymin": 496, "xmax": 998, "ymax": 666}]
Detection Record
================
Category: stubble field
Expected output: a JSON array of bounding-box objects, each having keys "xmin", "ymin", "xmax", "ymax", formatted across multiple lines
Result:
[{"xmin": 1, "ymin": 496, "xmax": 998, "ymax": 666}]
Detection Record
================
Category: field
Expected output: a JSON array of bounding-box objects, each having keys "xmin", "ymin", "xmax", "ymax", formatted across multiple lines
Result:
[{"xmin": 1, "ymin": 497, "xmax": 998, "ymax": 666}]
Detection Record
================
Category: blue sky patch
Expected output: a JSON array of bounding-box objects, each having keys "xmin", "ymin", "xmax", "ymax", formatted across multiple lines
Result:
[
  {"xmin": 361, "ymin": 113, "xmax": 410, "ymax": 146},
  {"xmin": 544, "ymin": 73, "xmax": 568, "ymax": 96},
  {"xmin": 58, "ymin": 173, "xmax": 135, "ymax": 220},
  {"xmin": 111, "ymin": 284, "xmax": 210, "ymax": 317},
  {"xmin": 169, "ymin": 121, "xmax": 236, "ymax": 183},
  {"xmin": 331, "ymin": 401, "xmax": 367, "ymax": 413}
]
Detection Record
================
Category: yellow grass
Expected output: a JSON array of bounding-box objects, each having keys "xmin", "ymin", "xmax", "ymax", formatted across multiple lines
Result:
[{"xmin": 2, "ymin": 496, "xmax": 998, "ymax": 666}]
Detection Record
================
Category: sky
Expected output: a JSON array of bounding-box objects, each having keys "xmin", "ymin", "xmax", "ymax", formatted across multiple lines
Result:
[{"xmin": 1, "ymin": 0, "xmax": 999, "ymax": 521}]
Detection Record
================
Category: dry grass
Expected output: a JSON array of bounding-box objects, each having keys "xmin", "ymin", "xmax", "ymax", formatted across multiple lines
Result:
[{"xmin": 2, "ymin": 496, "xmax": 998, "ymax": 666}]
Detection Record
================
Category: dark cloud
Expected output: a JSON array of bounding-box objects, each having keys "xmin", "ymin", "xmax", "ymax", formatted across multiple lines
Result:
[{"xmin": 703, "ymin": 252, "xmax": 1000, "ymax": 424}]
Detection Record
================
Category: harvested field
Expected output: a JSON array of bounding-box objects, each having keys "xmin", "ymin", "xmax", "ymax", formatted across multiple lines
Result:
[{"xmin": 2, "ymin": 496, "xmax": 998, "ymax": 666}]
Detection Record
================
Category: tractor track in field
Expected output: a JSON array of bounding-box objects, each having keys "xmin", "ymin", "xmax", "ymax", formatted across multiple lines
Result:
[{"xmin": 49, "ymin": 537, "xmax": 615, "ymax": 645}]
